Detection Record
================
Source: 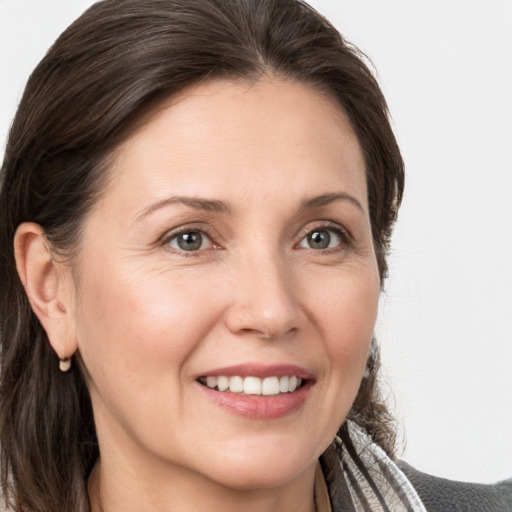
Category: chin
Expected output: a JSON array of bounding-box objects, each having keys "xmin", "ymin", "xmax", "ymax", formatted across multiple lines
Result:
[{"xmin": 192, "ymin": 433, "xmax": 322, "ymax": 491}]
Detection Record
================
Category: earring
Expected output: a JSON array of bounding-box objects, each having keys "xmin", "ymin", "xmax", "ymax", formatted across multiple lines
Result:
[{"xmin": 59, "ymin": 357, "xmax": 71, "ymax": 372}]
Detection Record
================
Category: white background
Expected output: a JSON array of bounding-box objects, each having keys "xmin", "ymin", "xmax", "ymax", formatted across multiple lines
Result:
[{"xmin": 1, "ymin": 0, "xmax": 511, "ymax": 484}]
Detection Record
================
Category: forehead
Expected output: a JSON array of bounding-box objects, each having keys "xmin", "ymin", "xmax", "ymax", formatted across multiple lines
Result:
[{"xmin": 102, "ymin": 78, "xmax": 367, "ymax": 213}]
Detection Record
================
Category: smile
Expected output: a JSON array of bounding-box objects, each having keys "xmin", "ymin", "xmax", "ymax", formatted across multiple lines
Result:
[
  {"xmin": 198, "ymin": 375, "xmax": 303, "ymax": 395},
  {"xmin": 196, "ymin": 364, "xmax": 314, "ymax": 418}
]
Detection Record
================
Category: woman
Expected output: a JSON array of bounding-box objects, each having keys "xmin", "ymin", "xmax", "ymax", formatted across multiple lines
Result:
[{"xmin": 0, "ymin": 1, "xmax": 510, "ymax": 511}]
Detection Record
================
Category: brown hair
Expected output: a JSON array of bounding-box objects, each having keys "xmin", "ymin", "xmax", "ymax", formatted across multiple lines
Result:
[{"xmin": 0, "ymin": 0, "xmax": 404, "ymax": 510}]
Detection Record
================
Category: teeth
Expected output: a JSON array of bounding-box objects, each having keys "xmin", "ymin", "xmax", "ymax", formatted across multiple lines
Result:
[
  {"xmin": 243, "ymin": 376, "xmax": 261, "ymax": 395},
  {"xmin": 206, "ymin": 376, "xmax": 217, "ymax": 389},
  {"xmin": 217, "ymin": 376, "xmax": 229, "ymax": 392},
  {"xmin": 201, "ymin": 375, "xmax": 304, "ymax": 395},
  {"xmin": 262, "ymin": 377, "xmax": 280, "ymax": 396},
  {"xmin": 229, "ymin": 376, "xmax": 243, "ymax": 393}
]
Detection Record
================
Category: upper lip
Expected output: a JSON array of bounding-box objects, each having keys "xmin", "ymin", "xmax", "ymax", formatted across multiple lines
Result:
[{"xmin": 196, "ymin": 363, "xmax": 314, "ymax": 380}]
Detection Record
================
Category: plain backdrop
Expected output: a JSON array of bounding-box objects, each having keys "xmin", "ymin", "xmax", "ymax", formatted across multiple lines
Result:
[{"xmin": 1, "ymin": 0, "xmax": 511, "ymax": 484}]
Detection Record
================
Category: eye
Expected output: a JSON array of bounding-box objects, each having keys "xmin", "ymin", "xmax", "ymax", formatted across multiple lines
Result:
[
  {"xmin": 166, "ymin": 230, "xmax": 213, "ymax": 252},
  {"xmin": 298, "ymin": 227, "xmax": 345, "ymax": 250}
]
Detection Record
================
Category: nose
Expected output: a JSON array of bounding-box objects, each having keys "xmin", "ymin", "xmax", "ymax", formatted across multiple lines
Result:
[{"xmin": 223, "ymin": 251, "xmax": 303, "ymax": 341}]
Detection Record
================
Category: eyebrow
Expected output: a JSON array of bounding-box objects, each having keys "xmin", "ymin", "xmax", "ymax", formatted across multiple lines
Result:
[
  {"xmin": 136, "ymin": 196, "xmax": 233, "ymax": 221},
  {"xmin": 299, "ymin": 192, "xmax": 365, "ymax": 213},
  {"xmin": 136, "ymin": 191, "xmax": 364, "ymax": 222}
]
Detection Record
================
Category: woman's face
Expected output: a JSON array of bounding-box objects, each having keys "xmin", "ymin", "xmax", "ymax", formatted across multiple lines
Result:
[{"xmin": 70, "ymin": 78, "xmax": 380, "ymax": 490}]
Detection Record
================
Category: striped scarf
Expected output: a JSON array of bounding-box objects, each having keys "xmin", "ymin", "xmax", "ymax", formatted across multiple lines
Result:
[{"xmin": 321, "ymin": 421, "xmax": 427, "ymax": 512}]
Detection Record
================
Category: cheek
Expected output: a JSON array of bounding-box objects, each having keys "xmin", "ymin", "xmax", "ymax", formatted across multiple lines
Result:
[
  {"xmin": 73, "ymin": 258, "xmax": 224, "ymax": 388},
  {"xmin": 313, "ymin": 269, "xmax": 379, "ymax": 385}
]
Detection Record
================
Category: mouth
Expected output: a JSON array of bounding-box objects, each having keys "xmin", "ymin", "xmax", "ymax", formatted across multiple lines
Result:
[
  {"xmin": 195, "ymin": 364, "xmax": 314, "ymax": 419},
  {"xmin": 197, "ymin": 375, "xmax": 306, "ymax": 396}
]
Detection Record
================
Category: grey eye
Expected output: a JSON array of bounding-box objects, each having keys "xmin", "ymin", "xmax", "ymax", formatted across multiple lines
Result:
[
  {"xmin": 168, "ymin": 231, "xmax": 212, "ymax": 251},
  {"xmin": 299, "ymin": 228, "xmax": 343, "ymax": 250}
]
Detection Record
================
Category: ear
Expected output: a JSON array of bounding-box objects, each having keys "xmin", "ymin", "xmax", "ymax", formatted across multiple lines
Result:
[{"xmin": 14, "ymin": 222, "xmax": 78, "ymax": 360}]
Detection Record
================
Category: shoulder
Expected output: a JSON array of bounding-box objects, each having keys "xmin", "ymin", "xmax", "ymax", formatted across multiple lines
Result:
[{"xmin": 397, "ymin": 461, "xmax": 512, "ymax": 512}]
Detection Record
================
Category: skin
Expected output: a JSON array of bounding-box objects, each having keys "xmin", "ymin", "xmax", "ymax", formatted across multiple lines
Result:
[{"xmin": 15, "ymin": 78, "xmax": 380, "ymax": 512}]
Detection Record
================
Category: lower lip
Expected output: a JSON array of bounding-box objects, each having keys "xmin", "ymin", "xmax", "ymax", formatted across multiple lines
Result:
[{"xmin": 197, "ymin": 381, "xmax": 313, "ymax": 420}]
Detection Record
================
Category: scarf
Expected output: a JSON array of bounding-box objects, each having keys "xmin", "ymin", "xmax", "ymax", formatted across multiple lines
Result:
[{"xmin": 321, "ymin": 420, "xmax": 427, "ymax": 512}]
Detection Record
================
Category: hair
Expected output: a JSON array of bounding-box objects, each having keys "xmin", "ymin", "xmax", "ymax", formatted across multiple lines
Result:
[{"xmin": 0, "ymin": 0, "xmax": 404, "ymax": 510}]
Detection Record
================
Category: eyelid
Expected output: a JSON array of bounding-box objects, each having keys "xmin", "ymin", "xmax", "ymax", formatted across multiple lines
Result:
[
  {"xmin": 295, "ymin": 221, "xmax": 352, "ymax": 249},
  {"xmin": 160, "ymin": 223, "xmax": 221, "ymax": 251},
  {"xmin": 297, "ymin": 220, "xmax": 352, "ymax": 240}
]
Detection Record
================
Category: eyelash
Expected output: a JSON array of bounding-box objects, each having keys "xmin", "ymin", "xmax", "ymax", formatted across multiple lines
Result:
[
  {"xmin": 296, "ymin": 222, "xmax": 352, "ymax": 253},
  {"xmin": 160, "ymin": 222, "xmax": 352, "ymax": 255},
  {"xmin": 161, "ymin": 225, "xmax": 218, "ymax": 255}
]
